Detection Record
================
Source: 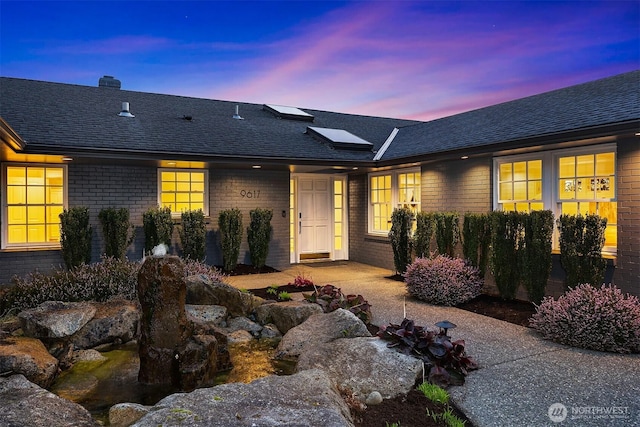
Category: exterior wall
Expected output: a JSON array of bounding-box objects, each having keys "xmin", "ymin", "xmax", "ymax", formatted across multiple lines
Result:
[
  {"xmin": 0, "ymin": 163, "xmax": 291, "ymax": 285},
  {"xmin": 615, "ymin": 137, "xmax": 640, "ymax": 296}
]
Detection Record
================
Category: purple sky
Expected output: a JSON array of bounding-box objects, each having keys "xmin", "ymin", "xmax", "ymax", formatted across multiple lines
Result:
[{"xmin": 1, "ymin": 1, "xmax": 638, "ymax": 121}]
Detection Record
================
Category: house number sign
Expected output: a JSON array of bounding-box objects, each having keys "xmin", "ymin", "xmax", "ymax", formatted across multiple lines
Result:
[{"xmin": 240, "ymin": 190, "xmax": 261, "ymax": 199}]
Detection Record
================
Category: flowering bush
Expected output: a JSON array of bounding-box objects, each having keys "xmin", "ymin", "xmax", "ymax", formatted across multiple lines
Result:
[
  {"xmin": 530, "ymin": 284, "xmax": 640, "ymax": 354},
  {"xmin": 405, "ymin": 255, "xmax": 482, "ymax": 306}
]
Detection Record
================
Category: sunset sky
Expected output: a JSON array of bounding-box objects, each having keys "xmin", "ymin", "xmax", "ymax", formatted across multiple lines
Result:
[{"xmin": 1, "ymin": 1, "xmax": 638, "ymax": 121}]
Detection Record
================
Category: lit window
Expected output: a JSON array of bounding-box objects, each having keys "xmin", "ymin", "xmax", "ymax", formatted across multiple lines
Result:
[
  {"xmin": 369, "ymin": 168, "xmax": 421, "ymax": 234},
  {"xmin": 334, "ymin": 179, "xmax": 344, "ymax": 250},
  {"xmin": 159, "ymin": 169, "xmax": 208, "ymax": 215},
  {"xmin": 3, "ymin": 164, "xmax": 66, "ymax": 248},
  {"xmin": 497, "ymin": 159, "xmax": 543, "ymax": 212}
]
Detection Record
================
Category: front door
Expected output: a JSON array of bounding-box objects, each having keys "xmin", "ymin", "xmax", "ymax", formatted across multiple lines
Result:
[{"xmin": 298, "ymin": 177, "xmax": 331, "ymax": 259}]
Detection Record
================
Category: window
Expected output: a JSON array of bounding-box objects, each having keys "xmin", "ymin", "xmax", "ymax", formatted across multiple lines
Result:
[
  {"xmin": 159, "ymin": 169, "xmax": 208, "ymax": 215},
  {"xmin": 369, "ymin": 168, "xmax": 421, "ymax": 234},
  {"xmin": 2, "ymin": 164, "xmax": 66, "ymax": 248},
  {"xmin": 497, "ymin": 158, "xmax": 544, "ymax": 212}
]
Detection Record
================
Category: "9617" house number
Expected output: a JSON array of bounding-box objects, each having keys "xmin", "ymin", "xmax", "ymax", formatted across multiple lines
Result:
[{"xmin": 240, "ymin": 190, "xmax": 260, "ymax": 199}]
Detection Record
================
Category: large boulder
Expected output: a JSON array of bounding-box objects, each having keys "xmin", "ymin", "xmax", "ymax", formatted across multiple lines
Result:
[
  {"xmin": 70, "ymin": 299, "xmax": 140, "ymax": 349},
  {"xmin": 109, "ymin": 403, "xmax": 151, "ymax": 427},
  {"xmin": 275, "ymin": 308, "xmax": 371, "ymax": 360},
  {"xmin": 254, "ymin": 300, "xmax": 323, "ymax": 334},
  {"xmin": 0, "ymin": 336, "xmax": 59, "ymax": 388},
  {"xmin": 0, "ymin": 374, "xmax": 99, "ymax": 427},
  {"xmin": 18, "ymin": 301, "xmax": 96, "ymax": 339},
  {"xmin": 296, "ymin": 337, "xmax": 424, "ymax": 401},
  {"xmin": 131, "ymin": 369, "xmax": 353, "ymax": 427},
  {"xmin": 185, "ymin": 274, "xmax": 264, "ymax": 317}
]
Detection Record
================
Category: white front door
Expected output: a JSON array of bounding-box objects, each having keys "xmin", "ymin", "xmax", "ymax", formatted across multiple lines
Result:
[{"xmin": 298, "ymin": 177, "xmax": 331, "ymax": 258}]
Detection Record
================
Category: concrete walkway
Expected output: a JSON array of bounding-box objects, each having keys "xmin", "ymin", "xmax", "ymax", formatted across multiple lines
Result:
[{"xmin": 227, "ymin": 261, "xmax": 640, "ymax": 427}]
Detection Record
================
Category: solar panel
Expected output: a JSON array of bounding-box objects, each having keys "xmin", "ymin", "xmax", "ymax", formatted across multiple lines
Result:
[
  {"xmin": 306, "ymin": 126, "xmax": 374, "ymax": 150},
  {"xmin": 263, "ymin": 104, "xmax": 314, "ymax": 121}
]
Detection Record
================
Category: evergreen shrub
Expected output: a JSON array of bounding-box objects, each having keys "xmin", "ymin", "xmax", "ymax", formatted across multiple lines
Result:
[
  {"xmin": 388, "ymin": 207, "xmax": 414, "ymax": 274},
  {"xmin": 143, "ymin": 206, "xmax": 174, "ymax": 253},
  {"xmin": 59, "ymin": 206, "xmax": 93, "ymax": 269},
  {"xmin": 247, "ymin": 208, "xmax": 273, "ymax": 268},
  {"xmin": 521, "ymin": 210, "xmax": 554, "ymax": 304},
  {"xmin": 98, "ymin": 207, "xmax": 135, "ymax": 259},
  {"xmin": 414, "ymin": 212, "xmax": 436, "ymax": 258},
  {"xmin": 461, "ymin": 212, "xmax": 490, "ymax": 277},
  {"xmin": 218, "ymin": 208, "xmax": 243, "ymax": 272},
  {"xmin": 434, "ymin": 212, "xmax": 459, "ymax": 257},
  {"xmin": 179, "ymin": 209, "xmax": 207, "ymax": 261}
]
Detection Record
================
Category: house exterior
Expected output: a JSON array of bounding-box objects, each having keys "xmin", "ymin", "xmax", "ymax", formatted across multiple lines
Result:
[{"xmin": 1, "ymin": 71, "xmax": 638, "ymax": 298}]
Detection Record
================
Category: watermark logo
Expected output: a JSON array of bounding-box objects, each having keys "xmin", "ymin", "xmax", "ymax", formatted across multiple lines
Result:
[{"xmin": 548, "ymin": 403, "xmax": 567, "ymax": 423}]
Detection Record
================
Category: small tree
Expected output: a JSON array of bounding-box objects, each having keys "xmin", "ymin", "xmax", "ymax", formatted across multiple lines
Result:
[
  {"xmin": 98, "ymin": 207, "xmax": 135, "ymax": 260},
  {"xmin": 389, "ymin": 207, "xmax": 414, "ymax": 274},
  {"xmin": 59, "ymin": 206, "xmax": 93, "ymax": 269},
  {"xmin": 490, "ymin": 211, "xmax": 523, "ymax": 300},
  {"xmin": 414, "ymin": 212, "xmax": 436, "ymax": 258},
  {"xmin": 557, "ymin": 213, "xmax": 607, "ymax": 288},
  {"xmin": 179, "ymin": 209, "xmax": 207, "ymax": 261},
  {"xmin": 218, "ymin": 208, "xmax": 243, "ymax": 272},
  {"xmin": 434, "ymin": 212, "xmax": 460, "ymax": 258},
  {"xmin": 462, "ymin": 213, "xmax": 491, "ymax": 277},
  {"xmin": 521, "ymin": 210, "xmax": 554, "ymax": 304},
  {"xmin": 247, "ymin": 208, "xmax": 273, "ymax": 269},
  {"xmin": 143, "ymin": 206, "xmax": 173, "ymax": 253}
]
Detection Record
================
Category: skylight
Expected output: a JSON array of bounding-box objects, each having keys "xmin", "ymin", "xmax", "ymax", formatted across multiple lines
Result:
[
  {"xmin": 263, "ymin": 104, "xmax": 314, "ymax": 122},
  {"xmin": 306, "ymin": 126, "xmax": 374, "ymax": 151}
]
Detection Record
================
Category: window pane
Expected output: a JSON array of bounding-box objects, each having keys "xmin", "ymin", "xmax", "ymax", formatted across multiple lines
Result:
[
  {"xmin": 528, "ymin": 160, "xmax": 542, "ymax": 180},
  {"xmin": 595, "ymin": 152, "xmax": 615, "ymax": 176},
  {"xmin": 162, "ymin": 182, "xmax": 176, "ymax": 192},
  {"xmin": 576, "ymin": 155, "xmax": 594, "ymax": 177},
  {"xmin": 28, "ymin": 206, "xmax": 45, "ymax": 224},
  {"xmin": 176, "ymin": 193, "xmax": 190, "ymax": 203},
  {"xmin": 47, "ymin": 187, "xmax": 64, "ymax": 204},
  {"xmin": 528, "ymin": 181, "xmax": 542, "ymax": 200},
  {"xmin": 177, "ymin": 182, "xmax": 190, "ymax": 192},
  {"xmin": 161, "ymin": 193, "xmax": 175, "ymax": 204},
  {"xmin": 499, "ymin": 182, "xmax": 512, "ymax": 200},
  {"xmin": 191, "ymin": 182, "xmax": 204, "ymax": 192},
  {"xmin": 27, "ymin": 168, "xmax": 45, "ymax": 185},
  {"xmin": 604, "ymin": 225, "xmax": 617, "ymax": 247},
  {"xmin": 47, "ymin": 206, "xmax": 64, "ymax": 223},
  {"xmin": 190, "ymin": 202, "xmax": 204, "ymax": 212},
  {"xmin": 559, "ymin": 179, "xmax": 575, "ymax": 199},
  {"xmin": 513, "ymin": 162, "xmax": 527, "ymax": 181},
  {"xmin": 47, "ymin": 224, "xmax": 60, "ymax": 242},
  {"xmin": 513, "ymin": 182, "xmax": 526, "ymax": 200},
  {"xmin": 530, "ymin": 202, "xmax": 544, "ymax": 211},
  {"xmin": 499, "ymin": 163, "xmax": 512, "ymax": 181},
  {"xmin": 28, "ymin": 225, "xmax": 46, "ymax": 242},
  {"xmin": 7, "ymin": 167, "xmax": 26, "ymax": 185},
  {"xmin": 191, "ymin": 172, "xmax": 204, "ymax": 182},
  {"xmin": 176, "ymin": 172, "xmax": 190, "ymax": 182},
  {"xmin": 27, "ymin": 186, "xmax": 45, "ymax": 204},
  {"xmin": 161, "ymin": 171, "xmax": 175, "ymax": 181},
  {"xmin": 191, "ymin": 193, "xmax": 204, "ymax": 203},
  {"xmin": 8, "ymin": 225, "xmax": 27, "ymax": 243},
  {"xmin": 595, "ymin": 177, "xmax": 614, "ymax": 199},
  {"xmin": 8, "ymin": 206, "xmax": 26, "ymax": 224},
  {"xmin": 502, "ymin": 203, "xmax": 515, "ymax": 212},
  {"xmin": 559, "ymin": 157, "xmax": 574, "ymax": 178},
  {"xmin": 7, "ymin": 186, "xmax": 26, "ymax": 204},
  {"xmin": 46, "ymin": 168, "xmax": 64, "ymax": 186},
  {"xmin": 515, "ymin": 203, "xmax": 529, "ymax": 212},
  {"xmin": 576, "ymin": 179, "xmax": 592, "ymax": 199},
  {"xmin": 561, "ymin": 202, "xmax": 578, "ymax": 216},
  {"xmin": 334, "ymin": 195, "xmax": 342, "ymax": 208}
]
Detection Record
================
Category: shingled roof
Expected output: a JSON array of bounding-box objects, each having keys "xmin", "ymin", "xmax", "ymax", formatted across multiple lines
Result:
[
  {"xmin": 0, "ymin": 77, "xmax": 417, "ymax": 164},
  {"xmin": 380, "ymin": 70, "xmax": 640, "ymax": 162}
]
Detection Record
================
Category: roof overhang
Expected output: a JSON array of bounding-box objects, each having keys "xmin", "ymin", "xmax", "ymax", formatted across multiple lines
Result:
[{"xmin": 0, "ymin": 117, "xmax": 26, "ymax": 152}]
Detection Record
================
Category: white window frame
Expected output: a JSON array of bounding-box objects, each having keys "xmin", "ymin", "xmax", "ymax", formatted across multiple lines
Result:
[
  {"xmin": 368, "ymin": 167, "xmax": 421, "ymax": 235},
  {"xmin": 157, "ymin": 168, "xmax": 209, "ymax": 217},
  {"xmin": 1, "ymin": 162, "xmax": 68, "ymax": 250}
]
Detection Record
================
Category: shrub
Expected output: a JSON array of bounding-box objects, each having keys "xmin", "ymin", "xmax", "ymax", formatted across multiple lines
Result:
[
  {"xmin": 557, "ymin": 213, "xmax": 607, "ymax": 289},
  {"xmin": 288, "ymin": 274, "xmax": 314, "ymax": 288},
  {"xmin": 461, "ymin": 212, "xmax": 490, "ymax": 277},
  {"xmin": 247, "ymin": 208, "xmax": 273, "ymax": 268},
  {"xmin": 521, "ymin": 210, "xmax": 554, "ymax": 304},
  {"xmin": 98, "ymin": 207, "xmax": 135, "ymax": 259},
  {"xmin": 414, "ymin": 212, "xmax": 436, "ymax": 258},
  {"xmin": 143, "ymin": 206, "xmax": 174, "ymax": 254},
  {"xmin": 388, "ymin": 207, "xmax": 414, "ymax": 274},
  {"xmin": 304, "ymin": 284, "xmax": 372, "ymax": 324},
  {"xmin": 179, "ymin": 209, "xmax": 207, "ymax": 261},
  {"xmin": 405, "ymin": 255, "xmax": 482, "ymax": 306},
  {"xmin": 489, "ymin": 211, "xmax": 523, "ymax": 300},
  {"xmin": 434, "ymin": 212, "xmax": 459, "ymax": 258},
  {"xmin": 530, "ymin": 284, "xmax": 640, "ymax": 354},
  {"xmin": 59, "ymin": 206, "xmax": 93, "ymax": 269},
  {"xmin": 218, "ymin": 208, "xmax": 243, "ymax": 272},
  {"xmin": 182, "ymin": 258, "xmax": 226, "ymax": 283}
]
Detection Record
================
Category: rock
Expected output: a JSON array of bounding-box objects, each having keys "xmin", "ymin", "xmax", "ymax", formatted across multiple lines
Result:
[
  {"xmin": 71, "ymin": 349, "xmax": 107, "ymax": 363},
  {"xmin": 254, "ymin": 300, "xmax": 323, "ymax": 334},
  {"xmin": 225, "ymin": 316, "xmax": 263, "ymax": 336},
  {"xmin": 259, "ymin": 323, "xmax": 282, "ymax": 341},
  {"xmin": 0, "ymin": 336, "xmax": 59, "ymax": 388},
  {"xmin": 131, "ymin": 369, "xmax": 353, "ymax": 427},
  {"xmin": 296, "ymin": 337, "xmax": 423, "ymax": 401},
  {"xmin": 0, "ymin": 374, "xmax": 99, "ymax": 427},
  {"xmin": 109, "ymin": 403, "xmax": 151, "ymax": 427},
  {"xmin": 71, "ymin": 299, "xmax": 140, "ymax": 350},
  {"xmin": 226, "ymin": 329, "xmax": 254, "ymax": 345},
  {"xmin": 185, "ymin": 274, "xmax": 264, "ymax": 317},
  {"xmin": 18, "ymin": 301, "xmax": 96, "ymax": 339},
  {"xmin": 175, "ymin": 334, "xmax": 219, "ymax": 391},
  {"xmin": 186, "ymin": 304, "xmax": 227, "ymax": 327},
  {"xmin": 275, "ymin": 309, "xmax": 371, "ymax": 360},
  {"xmin": 365, "ymin": 391, "xmax": 383, "ymax": 405}
]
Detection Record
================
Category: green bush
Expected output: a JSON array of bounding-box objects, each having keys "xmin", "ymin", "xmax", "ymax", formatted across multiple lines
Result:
[
  {"xmin": 489, "ymin": 211, "xmax": 523, "ymax": 300},
  {"xmin": 247, "ymin": 208, "xmax": 273, "ymax": 268},
  {"xmin": 98, "ymin": 207, "xmax": 135, "ymax": 259},
  {"xmin": 414, "ymin": 212, "xmax": 436, "ymax": 258},
  {"xmin": 461, "ymin": 212, "xmax": 490, "ymax": 277},
  {"xmin": 434, "ymin": 212, "xmax": 459, "ymax": 257},
  {"xmin": 218, "ymin": 208, "xmax": 243, "ymax": 272},
  {"xmin": 179, "ymin": 209, "xmax": 207, "ymax": 261},
  {"xmin": 143, "ymin": 206, "xmax": 174, "ymax": 253},
  {"xmin": 557, "ymin": 213, "xmax": 607, "ymax": 289},
  {"xmin": 521, "ymin": 210, "xmax": 554, "ymax": 304},
  {"xmin": 59, "ymin": 206, "xmax": 93, "ymax": 269},
  {"xmin": 388, "ymin": 207, "xmax": 414, "ymax": 274}
]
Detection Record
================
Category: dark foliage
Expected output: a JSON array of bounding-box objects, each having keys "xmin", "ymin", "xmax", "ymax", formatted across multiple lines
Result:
[
  {"xmin": 304, "ymin": 284, "xmax": 372, "ymax": 324},
  {"xmin": 98, "ymin": 207, "xmax": 135, "ymax": 259},
  {"xmin": 388, "ymin": 207, "xmax": 414, "ymax": 274},
  {"xmin": 59, "ymin": 206, "xmax": 93, "ymax": 269}
]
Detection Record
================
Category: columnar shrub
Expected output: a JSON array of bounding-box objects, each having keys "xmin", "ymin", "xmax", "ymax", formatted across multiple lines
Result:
[
  {"xmin": 461, "ymin": 212, "xmax": 490, "ymax": 277},
  {"xmin": 405, "ymin": 255, "xmax": 482, "ymax": 306},
  {"xmin": 59, "ymin": 206, "xmax": 93, "ymax": 269},
  {"xmin": 557, "ymin": 213, "xmax": 607, "ymax": 289},
  {"xmin": 218, "ymin": 208, "xmax": 243, "ymax": 272},
  {"xmin": 434, "ymin": 212, "xmax": 459, "ymax": 257},
  {"xmin": 98, "ymin": 207, "xmax": 135, "ymax": 259},
  {"xmin": 388, "ymin": 207, "xmax": 414, "ymax": 274},
  {"xmin": 530, "ymin": 284, "xmax": 640, "ymax": 354},
  {"xmin": 179, "ymin": 209, "xmax": 207, "ymax": 261},
  {"xmin": 414, "ymin": 212, "xmax": 436, "ymax": 258},
  {"xmin": 489, "ymin": 211, "xmax": 523, "ymax": 300},
  {"xmin": 143, "ymin": 206, "xmax": 174, "ymax": 253},
  {"xmin": 521, "ymin": 210, "xmax": 554, "ymax": 304},
  {"xmin": 247, "ymin": 208, "xmax": 273, "ymax": 268}
]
